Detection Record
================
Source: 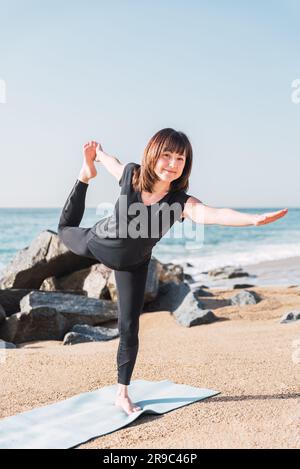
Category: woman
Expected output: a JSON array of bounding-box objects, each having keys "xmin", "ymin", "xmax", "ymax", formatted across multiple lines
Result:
[{"xmin": 57, "ymin": 128, "xmax": 288, "ymax": 415}]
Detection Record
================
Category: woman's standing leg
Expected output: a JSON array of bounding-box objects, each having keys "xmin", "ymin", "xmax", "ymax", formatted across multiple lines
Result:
[{"xmin": 114, "ymin": 257, "xmax": 150, "ymax": 414}]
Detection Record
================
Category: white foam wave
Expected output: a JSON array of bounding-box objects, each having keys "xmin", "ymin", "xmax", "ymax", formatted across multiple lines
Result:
[{"xmin": 169, "ymin": 242, "xmax": 300, "ymax": 271}]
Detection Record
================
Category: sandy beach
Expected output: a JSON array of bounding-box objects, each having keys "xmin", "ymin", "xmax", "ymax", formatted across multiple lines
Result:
[{"xmin": 1, "ymin": 277, "xmax": 300, "ymax": 449}]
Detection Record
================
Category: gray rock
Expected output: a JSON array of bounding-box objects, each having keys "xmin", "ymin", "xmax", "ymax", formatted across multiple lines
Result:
[
  {"xmin": 157, "ymin": 260, "xmax": 185, "ymax": 283},
  {"xmin": 63, "ymin": 324, "xmax": 119, "ymax": 345},
  {"xmin": 233, "ymin": 284, "xmax": 255, "ymax": 289},
  {"xmin": 144, "ymin": 281, "xmax": 193, "ymax": 312},
  {"xmin": 0, "ymin": 317, "xmax": 18, "ymax": 343},
  {"xmin": 145, "ymin": 258, "xmax": 161, "ymax": 302},
  {"xmin": 0, "ymin": 289, "xmax": 33, "ymax": 316},
  {"xmin": 0, "ymin": 339, "xmax": 16, "ymax": 349},
  {"xmin": 144, "ymin": 280, "xmax": 219, "ymax": 327},
  {"xmin": 0, "ymin": 230, "xmax": 97, "ymax": 289},
  {"xmin": 181, "ymin": 261, "xmax": 194, "ymax": 268},
  {"xmin": 173, "ymin": 304, "xmax": 218, "ymax": 327},
  {"xmin": 72, "ymin": 324, "xmax": 119, "ymax": 339},
  {"xmin": 63, "ymin": 332, "xmax": 95, "ymax": 345},
  {"xmin": 172, "ymin": 290, "xmax": 218, "ymax": 327},
  {"xmin": 0, "ymin": 291, "xmax": 118, "ymax": 343},
  {"xmin": 280, "ymin": 311, "xmax": 300, "ymax": 323},
  {"xmin": 192, "ymin": 287, "xmax": 214, "ymax": 298},
  {"xmin": 40, "ymin": 263, "xmax": 110, "ymax": 299},
  {"xmin": 230, "ymin": 290, "xmax": 261, "ymax": 306},
  {"xmin": 0, "ymin": 288, "xmax": 85, "ymax": 317},
  {"xmin": 107, "ymin": 257, "xmax": 160, "ymax": 303},
  {"xmin": 183, "ymin": 273, "xmax": 194, "ymax": 283},
  {"xmin": 206, "ymin": 265, "xmax": 250, "ymax": 279},
  {"xmin": 0, "ymin": 304, "xmax": 6, "ymax": 324}
]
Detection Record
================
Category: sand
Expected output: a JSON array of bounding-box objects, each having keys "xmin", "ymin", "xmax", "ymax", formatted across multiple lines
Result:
[{"xmin": 1, "ymin": 284, "xmax": 300, "ymax": 449}]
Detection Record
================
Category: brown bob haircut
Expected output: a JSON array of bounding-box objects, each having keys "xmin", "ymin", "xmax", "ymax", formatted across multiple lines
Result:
[{"xmin": 132, "ymin": 128, "xmax": 193, "ymax": 193}]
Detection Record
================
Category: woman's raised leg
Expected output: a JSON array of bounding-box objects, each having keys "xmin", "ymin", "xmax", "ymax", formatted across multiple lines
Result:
[
  {"xmin": 57, "ymin": 141, "xmax": 98, "ymax": 258},
  {"xmin": 57, "ymin": 180, "xmax": 96, "ymax": 258}
]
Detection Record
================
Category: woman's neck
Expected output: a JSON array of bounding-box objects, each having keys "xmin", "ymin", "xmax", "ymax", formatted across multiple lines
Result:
[{"xmin": 150, "ymin": 180, "xmax": 170, "ymax": 194}]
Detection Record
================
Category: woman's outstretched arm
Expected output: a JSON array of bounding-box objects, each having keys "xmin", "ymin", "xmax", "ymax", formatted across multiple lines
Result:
[
  {"xmin": 94, "ymin": 142, "xmax": 125, "ymax": 183},
  {"xmin": 183, "ymin": 196, "xmax": 288, "ymax": 227}
]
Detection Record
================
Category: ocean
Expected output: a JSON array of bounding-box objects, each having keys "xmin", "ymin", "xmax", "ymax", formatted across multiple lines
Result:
[{"xmin": 0, "ymin": 207, "xmax": 299, "ymax": 285}]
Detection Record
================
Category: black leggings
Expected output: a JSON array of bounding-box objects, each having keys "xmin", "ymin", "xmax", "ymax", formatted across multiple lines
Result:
[{"xmin": 58, "ymin": 179, "xmax": 150, "ymax": 385}]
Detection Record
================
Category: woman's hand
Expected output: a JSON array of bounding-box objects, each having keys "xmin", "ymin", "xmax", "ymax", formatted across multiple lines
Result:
[
  {"xmin": 95, "ymin": 141, "xmax": 103, "ymax": 154},
  {"xmin": 94, "ymin": 141, "xmax": 104, "ymax": 162},
  {"xmin": 252, "ymin": 208, "xmax": 288, "ymax": 226}
]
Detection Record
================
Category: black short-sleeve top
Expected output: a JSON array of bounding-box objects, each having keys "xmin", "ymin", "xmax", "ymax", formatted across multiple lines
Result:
[{"xmin": 88, "ymin": 162, "xmax": 191, "ymax": 270}]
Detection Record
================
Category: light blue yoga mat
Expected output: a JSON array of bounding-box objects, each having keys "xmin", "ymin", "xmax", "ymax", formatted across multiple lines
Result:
[{"xmin": 0, "ymin": 379, "xmax": 219, "ymax": 449}]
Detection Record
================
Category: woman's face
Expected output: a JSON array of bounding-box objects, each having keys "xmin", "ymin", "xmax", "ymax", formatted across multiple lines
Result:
[{"xmin": 154, "ymin": 151, "xmax": 186, "ymax": 182}]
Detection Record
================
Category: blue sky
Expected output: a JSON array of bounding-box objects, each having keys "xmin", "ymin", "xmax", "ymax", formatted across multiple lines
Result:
[{"xmin": 0, "ymin": 0, "xmax": 299, "ymax": 208}]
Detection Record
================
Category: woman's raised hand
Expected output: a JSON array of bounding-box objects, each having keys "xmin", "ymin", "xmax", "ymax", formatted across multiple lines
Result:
[
  {"xmin": 95, "ymin": 141, "xmax": 103, "ymax": 153},
  {"xmin": 253, "ymin": 208, "xmax": 288, "ymax": 226},
  {"xmin": 94, "ymin": 141, "xmax": 104, "ymax": 162}
]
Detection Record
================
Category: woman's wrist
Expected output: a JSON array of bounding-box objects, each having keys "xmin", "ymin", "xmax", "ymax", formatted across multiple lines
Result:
[
  {"xmin": 95, "ymin": 148, "xmax": 105, "ymax": 163},
  {"xmin": 251, "ymin": 214, "xmax": 262, "ymax": 226}
]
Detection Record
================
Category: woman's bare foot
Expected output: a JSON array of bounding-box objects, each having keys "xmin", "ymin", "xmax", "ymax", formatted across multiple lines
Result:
[
  {"xmin": 78, "ymin": 141, "xmax": 97, "ymax": 184},
  {"xmin": 115, "ymin": 395, "xmax": 142, "ymax": 415}
]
